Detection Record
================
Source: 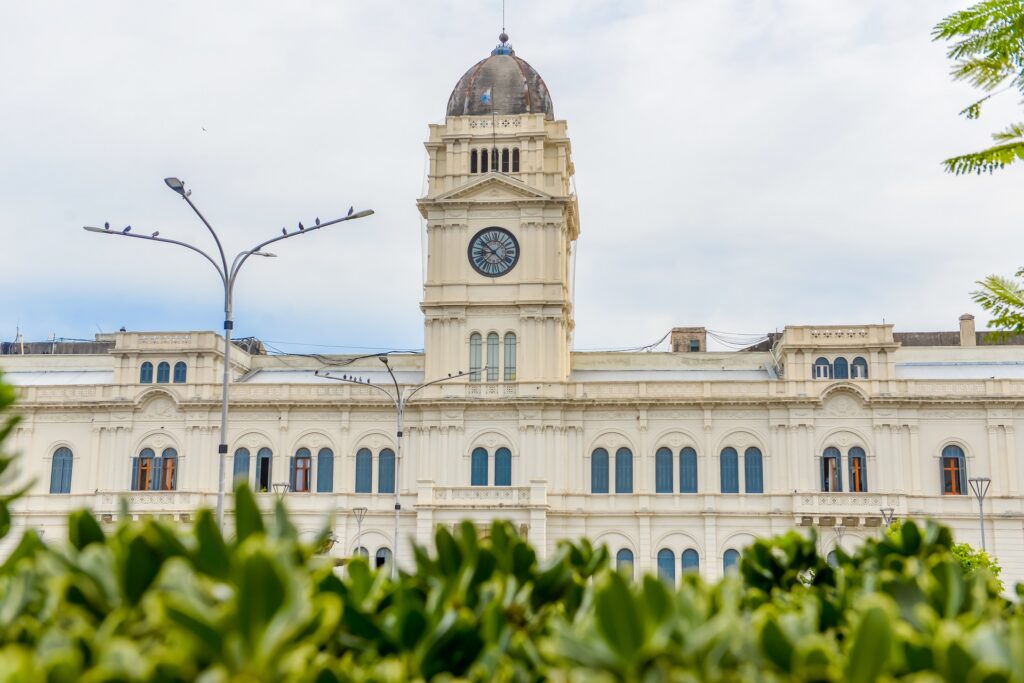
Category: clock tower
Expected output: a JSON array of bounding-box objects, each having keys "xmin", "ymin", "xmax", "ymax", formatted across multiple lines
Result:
[{"xmin": 417, "ymin": 34, "xmax": 580, "ymax": 385}]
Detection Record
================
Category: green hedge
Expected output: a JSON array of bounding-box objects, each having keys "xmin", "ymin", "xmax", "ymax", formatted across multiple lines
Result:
[{"xmin": 0, "ymin": 379, "xmax": 1019, "ymax": 681}]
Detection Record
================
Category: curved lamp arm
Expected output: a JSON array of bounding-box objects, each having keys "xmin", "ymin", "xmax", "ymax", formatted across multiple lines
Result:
[{"xmin": 82, "ymin": 227, "xmax": 226, "ymax": 285}]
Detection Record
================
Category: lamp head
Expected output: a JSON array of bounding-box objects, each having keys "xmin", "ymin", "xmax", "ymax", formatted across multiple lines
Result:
[
  {"xmin": 164, "ymin": 177, "xmax": 186, "ymax": 196},
  {"xmin": 378, "ymin": 354, "xmax": 389, "ymax": 365}
]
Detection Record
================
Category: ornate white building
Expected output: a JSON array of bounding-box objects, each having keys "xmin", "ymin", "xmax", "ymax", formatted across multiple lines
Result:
[{"xmin": 4, "ymin": 35, "xmax": 1024, "ymax": 584}]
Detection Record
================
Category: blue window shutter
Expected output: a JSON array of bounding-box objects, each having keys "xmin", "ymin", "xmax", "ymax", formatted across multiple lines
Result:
[
  {"xmin": 494, "ymin": 447, "xmax": 511, "ymax": 486},
  {"xmin": 615, "ymin": 448, "xmax": 633, "ymax": 493},
  {"xmin": 471, "ymin": 447, "xmax": 488, "ymax": 486},
  {"xmin": 152, "ymin": 456, "xmax": 164, "ymax": 492},
  {"xmin": 657, "ymin": 549, "xmax": 676, "ymax": 585},
  {"xmin": 680, "ymin": 447, "xmax": 698, "ymax": 493},
  {"xmin": 720, "ymin": 448, "xmax": 738, "ymax": 493},
  {"xmin": 156, "ymin": 362, "xmax": 170, "ymax": 383},
  {"xmin": 288, "ymin": 456, "xmax": 296, "ymax": 492},
  {"xmin": 233, "ymin": 448, "xmax": 250, "ymax": 484},
  {"xmin": 378, "ymin": 449, "xmax": 395, "ymax": 493},
  {"xmin": 164, "ymin": 450, "xmax": 178, "ymax": 490},
  {"xmin": 355, "ymin": 449, "xmax": 372, "ymax": 493},
  {"xmin": 833, "ymin": 357, "xmax": 849, "ymax": 380},
  {"xmin": 317, "ymin": 448, "xmax": 334, "ymax": 493},
  {"xmin": 744, "ymin": 448, "xmax": 763, "ymax": 493},
  {"xmin": 173, "ymin": 362, "xmax": 187, "ymax": 383},
  {"xmin": 724, "ymin": 549, "xmax": 740, "ymax": 573},
  {"xmin": 62, "ymin": 454, "xmax": 73, "ymax": 493},
  {"xmin": 682, "ymin": 549, "xmax": 700, "ymax": 573},
  {"xmin": 616, "ymin": 548, "xmax": 634, "ymax": 576},
  {"xmin": 591, "ymin": 449, "xmax": 609, "ymax": 493},
  {"xmin": 655, "ymin": 447, "xmax": 673, "ymax": 493},
  {"xmin": 131, "ymin": 457, "xmax": 139, "ymax": 491},
  {"xmin": 140, "ymin": 362, "xmax": 153, "ymax": 383},
  {"xmin": 49, "ymin": 453, "xmax": 62, "ymax": 493}
]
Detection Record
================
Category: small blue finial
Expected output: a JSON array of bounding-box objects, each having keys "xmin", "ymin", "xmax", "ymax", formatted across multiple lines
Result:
[{"xmin": 491, "ymin": 31, "xmax": 513, "ymax": 56}]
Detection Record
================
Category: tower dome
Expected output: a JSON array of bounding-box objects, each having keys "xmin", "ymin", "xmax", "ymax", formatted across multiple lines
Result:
[{"xmin": 446, "ymin": 34, "xmax": 554, "ymax": 120}]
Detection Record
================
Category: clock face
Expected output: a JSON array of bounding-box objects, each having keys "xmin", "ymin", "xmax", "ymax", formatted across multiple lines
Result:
[{"xmin": 468, "ymin": 227, "xmax": 520, "ymax": 277}]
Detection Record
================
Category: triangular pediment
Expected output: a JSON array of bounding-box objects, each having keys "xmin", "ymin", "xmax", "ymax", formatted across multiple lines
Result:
[{"xmin": 430, "ymin": 174, "xmax": 554, "ymax": 203}]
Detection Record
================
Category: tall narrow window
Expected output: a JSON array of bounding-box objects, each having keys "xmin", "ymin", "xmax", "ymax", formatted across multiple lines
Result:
[
  {"xmin": 375, "ymin": 547, "xmax": 392, "ymax": 569},
  {"xmin": 616, "ymin": 548, "xmax": 634, "ymax": 577},
  {"xmin": 355, "ymin": 448, "xmax": 372, "ymax": 493},
  {"xmin": 720, "ymin": 448, "xmax": 739, "ymax": 493},
  {"xmin": 233, "ymin": 448, "xmax": 251, "ymax": 485},
  {"xmin": 156, "ymin": 362, "xmax": 170, "ymax": 383},
  {"xmin": 591, "ymin": 448, "xmax": 609, "ymax": 493},
  {"xmin": 470, "ymin": 149, "xmax": 478, "ymax": 173},
  {"xmin": 852, "ymin": 357, "xmax": 869, "ymax": 379},
  {"xmin": 160, "ymin": 448, "xmax": 178, "ymax": 491},
  {"xmin": 378, "ymin": 449, "xmax": 395, "ymax": 493},
  {"xmin": 471, "ymin": 447, "xmax": 488, "ymax": 486},
  {"xmin": 822, "ymin": 447, "xmax": 842, "ymax": 492},
  {"xmin": 256, "ymin": 448, "xmax": 272, "ymax": 492},
  {"xmin": 291, "ymin": 448, "xmax": 311, "ymax": 493},
  {"xmin": 491, "ymin": 148, "xmax": 498, "ymax": 171},
  {"xmin": 50, "ymin": 447, "xmax": 73, "ymax": 494},
  {"xmin": 469, "ymin": 333, "xmax": 482, "ymax": 382},
  {"xmin": 494, "ymin": 447, "xmax": 512, "ymax": 486},
  {"xmin": 833, "ymin": 357, "xmax": 849, "ymax": 380},
  {"xmin": 480, "ymin": 148, "xmax": 489, "ymax": 173},
  {"xmin": 317, "ymin": 448, "xmax": 334, "ymax": 493},
  {"xmin": 942, "ymin": 445, "xmax": 967, "ymax": 495},
  {"xmin": 501, "ymin": 148, "xmax": 509, "ymax": 172},
  {"xmin": 813, "ymin": 357, "xmax": 831, "ymax": 379},
  {"xmin": 173, "ymin": 362, "xmax": 187, "ymax": 383},
  {"xmin": 511, "ymin": 148, "xmax": 520, "ymax": 172},
  {"xmin": 682, "ymin": 549, "xmax": 700, "ymax": 574},
  {"xmin": 655, "ymin": 447, "xmax": 673, "ymax": 493},
  {"xmin": 486, "ymin": 333, "xmax": 499, "ymax": 381},
  {"xmin": 140, "ymin": 362, "xmax": 153, "ymax": 384},
  {"xmin": 133, "ymin": 448, "xmax": 155, "ymax": 491},
  {"xmin": 615, "ymin": 448, "xmax": 633, "ymax": 494},
  {"xmin": 848, "ymin": 447, "xmax": 866, "ymax": 492},
  {"xmin": 680, "ymin": 447, "xmax": 698, "ymax": 493},
  {"xmin": 504, "ymin": 333, "xmax": 517, "ymax": 381},
  {"xmin": 826, "ymin": 550, "xmax": 838, "ymax": 568},
  {"xmin": 723, "ymin": 549, "xmax": 741, "ymax": 574},
  {"xmin": 657, "ymin": 549, "xmax": 676, "ymax": 585},
  {"xmin": 744, "ymin": 447, "xmax": 764, "ymax": 493}
]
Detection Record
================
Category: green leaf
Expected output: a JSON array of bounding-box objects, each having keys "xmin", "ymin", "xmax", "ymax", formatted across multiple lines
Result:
[
  {"xmin": 122, "ymin": 535, "xmax": 163, "ymax": 605},
  {"xmin": 68, "ymin": 510, "xmax": 105, "ymax": 551},
  {"xmin": 760, "ymin": 615, "xmax": 794, "ymax": 673},
  {"xmin": 236, "ymin": 547, "xmax": 287, "ymax": 650},
  {"xmin": 234, "ymin": 484, "xmax": 264, "ymax": 542},
  {"xmin": 193, "ymin": 509, "xmax": 230, "ymax": 579},
  {"xmin": 845, "ymin": 604, "xmax": 892, "ymax": 683},
  {"xmin": 594, "ymin": 570, "xmax": 645, "ymax": 666}
]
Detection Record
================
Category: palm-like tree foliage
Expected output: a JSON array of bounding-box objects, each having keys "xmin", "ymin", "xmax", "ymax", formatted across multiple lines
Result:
[{"xmin": 933, "ymin": 0, "xmax": 1024, "ymax": 174}]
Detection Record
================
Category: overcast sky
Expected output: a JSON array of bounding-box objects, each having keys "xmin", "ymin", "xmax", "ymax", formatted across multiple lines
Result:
[{"xmin": 2, "ymin": 1, "xmax": 1020, "ymax": 353}]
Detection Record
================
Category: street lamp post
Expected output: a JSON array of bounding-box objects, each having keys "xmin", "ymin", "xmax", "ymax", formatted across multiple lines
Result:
[
  {"xmin": 353, "ymin": 506, "xmax": 367, "ymax": 558},
  {"xmin": 968, "ymin": 476, "xmax": 992, "ymax": 552},
  {"xmin": 880, "ymin": 507, "xmax": 896, "ymax": 532},
  {"xmin": 834, "ymin": 522, "xmax": 845, "ymax": 550},
  {"xmin": 317, "ymin": 359, "xmax": 475, "ymax": 579},
  {"xmin": 84, "ymin": 178, "xmax": 373, "ymax": 531}
]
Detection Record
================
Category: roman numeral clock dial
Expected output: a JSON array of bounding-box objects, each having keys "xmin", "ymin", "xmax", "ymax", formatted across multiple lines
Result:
[{"xmin": 468, "ymin": 227, "xmax": 520, "ymax": 277}]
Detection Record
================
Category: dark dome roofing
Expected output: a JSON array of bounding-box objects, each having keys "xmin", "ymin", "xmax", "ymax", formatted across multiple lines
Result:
[{"xmin": 446, "ymin": 37, "xmax": 554, "ymax": 120}]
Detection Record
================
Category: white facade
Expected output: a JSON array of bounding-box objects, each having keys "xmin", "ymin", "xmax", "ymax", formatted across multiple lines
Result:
[{"xmin": 4, "ymin": 38, "xmax": 1024, "ymax": 585}]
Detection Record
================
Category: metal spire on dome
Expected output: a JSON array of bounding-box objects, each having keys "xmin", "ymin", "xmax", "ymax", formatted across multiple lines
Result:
[{"xmin": 492, "ymin": 0, "xmax": 513, "ymax": 55}]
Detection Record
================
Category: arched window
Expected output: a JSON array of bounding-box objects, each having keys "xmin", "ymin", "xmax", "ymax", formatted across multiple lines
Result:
[
  {"xmin": 495, "ymin": 447, "xmax": 512, "ymax": 486},
  {"xmin": 156, "ymin": 362, "xmax": 170, "ymax": 383},
  {"xmin": 826, "ymin": 550, "xmax": 838, "ymax": 568},
  {"xmin": 470, "ymin": 149, "xmax": 478, "ymax": 173},
  {"xmin": 159, "ymin": 448, "xmax": 178, "ymax": 491},
  {"xmin": 255, "ymin": 448, "xmax": 272, "ymax": 492},
  {"xmin": 942, "ymin": 445, "xmax": 967, "ymax": 495},
  {"xmin": 848, "ymin": 447, "xmax": 867, "ymax": 493},
  {"xmin": 471, "ymin": 447, "xmax": 488, "ymax": 486},
  {"xmin": 50, "ymin": 447, "xmax": 73, "ymax": 494},
  {"xmin": 140, "ymin": 362, "xmax": 153, "ymax": 384},
  {"xmin": 233, "ymin": 448, "xmax": 251, "ymax": 485},
  {"xmin": 682, "ymin": 549, "xmax": 700, "ymax": 574},
  {"xmin": 655, "ymin": 447, "xmax": 673, "ymax": 493},
  {"xmin": 813, "ymin": 357, "xmax": 832, "ymax": 380},
  {"xmin": 615, "ymin": 447, "xmax": 633, "ymax": 494},
  {"xmin": 317, "ymin": 448, "xmax": 334, "ymax": 493},
  {"xmin": 355, "ymin": 448, "xmax": 372, "ymax": 493},
  {"xmin": 822, "ymin": 447, "xmax": 842, "ymax": 492},
  {"xmin": 480, "ymin": 148, "xmax": 489, "ymax": 173},
  {"xmin": 591, "ymin": 448, "xmax": 609, "ymax": 493},
  {"xmin": 378, "ymin": 448, "xmax": 395, "ymax": 493},
  {"xmin": 491, "ymin": 148, "xmax": 499, "ymax": 171},
  {"xmin": 744, "ymin": 447, "xmax": 764, "ymax": 493},
  {"xmin": 511, "ymin": 148, "xmax": 520, "ymax": 172},
  {"xmin": 173, "ymin": 362, "xmax": 187, "ymax": 383},
  {"xmin": 375, "ymin": 547, "xmax": 392, "ymax": 569},
  {"xmin": 132, "ymin": 448, "xmax": 155, "ymax": 491},
  {"xmin": 723, "ymin": 549, "xmax": 741, "ymax": 574},
  {"xmin": 354, "ymin": 546, "xmax": 369, "ymax": 558},
  {"xmin": 504, "ymin": 333, "xmax": 517, "ymax": 381},
  {"xmin": 851, "ymin": 356, "xmax": 869, "ymax": 379},
  {"xmin": 720, "ymin": 448, "xmax": 739, "ymax": 493},
  {"xmin": 680, "ymin": 447, "xmax": 698, "ymax": 493},
  {"xmin": 616, "ymin": 548, "xmax": 634, "ymax": 577},
  {"xmin": 501, "ymin": 148, "xmax": 510, "ymax": 173},
  {"xmin": 833, "ymin": 357, "xmax": 849, "ymax": 380},
  {"xmin": 657, "ymin": 549, "xmax": 676, "ymax": 585},
  {"xmin": 290, "ymin": 448, "xmax": 311, "ymax": 492},
  {"xmin": 486, "ymin": 332, "xmax": 499, "ymax": 381},
  {"xmin": 469, "ymin": 333, "xmax": 482, "ymax": 382}
]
